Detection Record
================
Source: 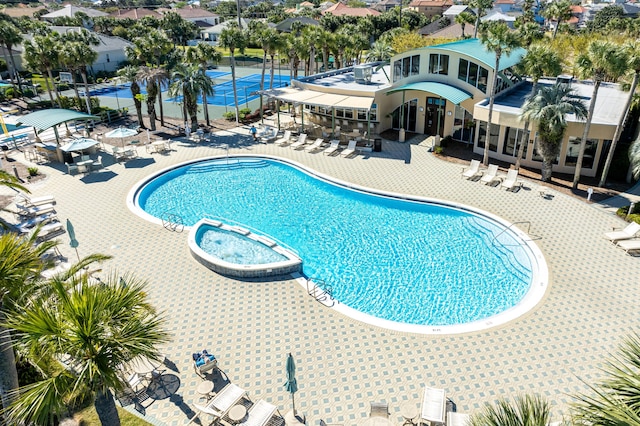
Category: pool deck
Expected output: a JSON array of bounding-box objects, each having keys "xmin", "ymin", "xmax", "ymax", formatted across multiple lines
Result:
[{"xmin": 3, "ymin": 126, "xmax": 640, "ymax": 425}]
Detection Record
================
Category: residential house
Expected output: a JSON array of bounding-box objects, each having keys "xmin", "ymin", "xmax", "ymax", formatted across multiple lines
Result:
[
  {"xmin": 157, "ymin": 6, "xmax": 220, "ymax": 26},
  {"xmin": 111, "ymin": 8, "xmax": 162, "ymax": 19},
  {"xmin": 275, "ymin": 17, "xmax": 321, "ymax": 33},
  {"xmin": 408, "ymin": 0, "xmax": 455, "ymax": 19},
  {"xmin": 322, "ymin": 2, "xmax": 381, "ymax": 16},
  {"xmin": 373, "ymin": 0, "xmax": 402, "ymax": 13},
  {"xmin": 200, "ymin": 18, "xmax": 250, "ymax": 43},
  {"xmin": 40, "ymin": 5, "xmax": 109, "ymax": 21}
]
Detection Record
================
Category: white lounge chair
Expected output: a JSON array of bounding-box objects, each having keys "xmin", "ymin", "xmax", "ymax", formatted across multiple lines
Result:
[
  {"xmin": 15, "ymin": 203, "xmax": 56, "ymax": 219},
  {"xmin": 462, "ymin": 160, "xmax": 481, "ymax": 179},
  {"xmin": 17, "ymin": 212, "xmax": 58, "ymax": 234},
  {"xmin": 305, "ymin": 138, "xmax": 325, "ymax": 152},
  {"xmin": 15, "ymin": 193, "xmax": 56, "ymax": 206},
  {"xmin": 238, "ymin": 400, "xmax": 278, "ymax": 426},
  {"xmin": 605, "ymin": 222, "xmax": 640, "ymax": 243},
  {"xmin": 322, "ymin": 140, "xmax": 341, "ymax": 156},
  {"xmin": 480, "ymin": 165, "xmax": 499, "ymax": 185},
  {"xmin": 447, "ymin": 413, "xmax": 471, "ymax": 426},
  {"xmin": 188, "ymin": 383, "xmax": 247, "ymax": 426},
  {"xmin": 275, "ymin": 130, "xmax": 292, "ymax": 146},
  {"xmin": 501, "ymin": 169, "xmax": 521, "ymax": 191},
  {"xmin": 616, "ymin": 239, "xmax": 640, "ymax": 254},
  {"xmin": 340, "ymin": 140, "xmax": 359, "ymax": 158},
  {"xmin": 420, "ymin": 386, "xmax": 446, "ymax": 425},
  {"xmin": 28, "ymin": 221, "xmax": 65, "ymax": 243},
  {"xmin": 289, "ymin": 133, "xmax": 308, "ymax": 149}
]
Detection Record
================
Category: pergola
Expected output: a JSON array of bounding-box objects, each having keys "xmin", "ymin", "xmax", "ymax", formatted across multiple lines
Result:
[{"xmin": 17, "ymin": 109, "xmax": 99, "ymax": 145}]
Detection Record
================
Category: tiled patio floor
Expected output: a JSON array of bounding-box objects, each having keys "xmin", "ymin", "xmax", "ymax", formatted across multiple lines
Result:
[{"xmin": 6, "ymin": 127, "xmax": 640, "ymax": 426}]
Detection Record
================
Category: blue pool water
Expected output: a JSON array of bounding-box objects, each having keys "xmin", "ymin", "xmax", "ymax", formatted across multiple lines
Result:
[
  {"xmin": 197, "ymin": 225, "xmax": 288, "ymax": 265},
  {"xmin": 136, "ymin": 158, "xmax": 535, "ymax": 327}
]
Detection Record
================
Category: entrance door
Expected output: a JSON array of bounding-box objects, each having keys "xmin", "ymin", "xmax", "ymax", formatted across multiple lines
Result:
[{"xmin": 425, "ymin": 97, "xmax": 445, "ymax": 137}]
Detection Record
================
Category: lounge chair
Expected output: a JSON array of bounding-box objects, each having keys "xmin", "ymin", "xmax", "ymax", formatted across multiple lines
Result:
[
  {"xmin": 289, "ymin": 133, "xmax": 308, "ymax": 149},
  {"xmin": 370, "ymin": 402, "xmax": 389, "ymax": 418},
  {"xmin": 15, "ymin": 193, "xmax": 56, "ymax": 206},
  {"xmin": 340, "ymin": 140, "xmax": 359, "ymax": 158},
  {"xmin": 616, "ymin": 239, "xmax": 640, "ymax": 254},
  {"xmin": 188, "ymin": 383, "xmax": 247, "ymax": 425},
  {"xmin": 322, "ymin": 140, "xmax": 341, "ymax": 156},
  {"xmin": 462, "ymin": 160, "xmax": 481, "ymax": 179},
  {"xmin": 420, "ymin": 386, "xmax": 446, "ymax": 425},
  {"xmin": 501, "ymin": 169, "xmax": 521, "ymax": 191},
  {"xmin": 305, "ymin": 138, "xmax": 325, "ymax": 152},
  {"xmin": 238, "ymin": 400, "xmax": 278, "ymax": 426},
  {"xmin": 480, "ymin": 165, "xmax": 499, "ymax": 185},
  {"xmin": 28, "ymin": 221, "xmax": 65, "ymax": 243},
  {"xmin": 17, "ymin": 212, "xmax": 58, "ymax": 234},
  {"xmin": 15, "ymin": 203, "xmax": 56, "ymax": 219},
  {"xmin": 604, "ymin": 222, "xmax": 640, "ymax": 243},
  {"xmin": 275, "ymin": 130, "xmax": 292, "ymax": 146},
  {"xmin": 447, "ymin": 413, "xmax": 471, "ymax": 426}
]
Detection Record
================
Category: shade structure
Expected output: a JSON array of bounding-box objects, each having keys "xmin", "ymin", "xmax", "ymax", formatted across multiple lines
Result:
[
  {"xmin": 60, "ymin": 138, "xmax": 99, "ymax": 153},
  {"xmin": 105, "ymin": 126, "xmax": 138, "ymax": 147},
  {"xmin": 284, "ymin": 353, "xmax": 298, "ymax": 415},
  {"xmin": 16, "ymin": 109, "xmax": 99, "ymax": 133},
  {"xmin": 66, "ymin": 219, "xmax": 79, "ymax": 261}
]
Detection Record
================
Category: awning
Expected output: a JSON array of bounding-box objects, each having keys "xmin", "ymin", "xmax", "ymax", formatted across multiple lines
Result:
[
  {"xmin": 262, "ymin": 88, "xmax": 374, "ymax": 110},
  {"xmin": 16, "ymin": 109, "xmax": 99, "ymax": 132},
  {"xmin": 386, "ymin": 82, "xmax": 472, "ymax": 105}
]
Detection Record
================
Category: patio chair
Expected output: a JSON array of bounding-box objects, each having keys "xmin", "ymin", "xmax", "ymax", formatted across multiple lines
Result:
[
  {"xmin": 92, "ymin": 156, "xmax": 104, "ymax": 171},
  {"xmin": 479, "ymin": 165, "xmax": 499, "ymax": 185},
  {"xmin": 238, "ymin": 400, "xmax": 278, "ymax": 426},
  {"xmin": 289, "ymin": 133, "xmax": 308, "ymax": 149},
  {"xmin": 340, "ymin": 140, "xmax": 359, "ymax": 158},
  {"xmin": 616, "ymin": 239, "xmax": 640, "ymax": 255},
  {"xmin": 501, "ymin": 169, "xmax": 521, "ymax": 191},
  {"xmin": 67, "ymin": 162, "xmax": 79, "ymax": 175},
  {"xmin": 322, "ymin": 140, "xmax": 341, "ymax": 156},
  {"xmin": 420, "ymin": 386, "xmax": 446, "ymax": 425},
  {"xmin": 462, "ymin": 160, "xmax": 481, "ymax": 179},
  {"xmin": 305, "ymin": 138, "xmax": 325, "ymax": 152},
  {"xmin": 447, "ymin": 413, "xmax": 471, "ymax": 426},
  {"xmin": 369, "ymin": 402, "xmax": 389, "ymax": 418},
  {"xmin": 193, "ymin": 350, "xmax": 218, "ymax": 377},
  {"xmin": 605, "ymin": 222, "xmax": 640, "ymax": 243},
  {"xmin": 275, "ymin": 130, "xmax": 292, "ymax": 146},
  {"xmin": 15, "ymin": 193, "xmax": 56, "ymax": 207}
]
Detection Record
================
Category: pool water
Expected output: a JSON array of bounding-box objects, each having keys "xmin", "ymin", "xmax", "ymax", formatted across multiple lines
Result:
[
  {"xmin": 197, "ymin": 225, "xmax": 288, "ymax": 265},
  {"xmin": 136, "ymin": 158, "xmax": 537, "ymax": 327}
]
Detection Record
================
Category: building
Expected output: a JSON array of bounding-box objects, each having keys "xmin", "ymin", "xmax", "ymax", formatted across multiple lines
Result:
[
  {"xmin": 262, "ymin": 38, "xmax": 627, "ymax": 178},
  {"xmin": 111, "ymin": 8, "xmax": 162, "ymax": 19},
  {"xmin": 157, "ymin": 6, "xmax": 220, "ymax": 26},
  {"xmin": 321, "ymin": 2, "xmax": 382, "ymax": 17},
  {"xmin": 200, "ymin": 19, "xmax": 250, "ymax": 43},
  {"xmin": 408, "ymin": 0, "xmax": 454, "ymax": 19},
  {"xmin": 40, "ymin": 5, "xmax": 109, "ymax": 20}
]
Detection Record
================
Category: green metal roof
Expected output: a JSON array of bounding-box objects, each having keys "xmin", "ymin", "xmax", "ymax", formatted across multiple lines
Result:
[
  {"xmin": 386, "ymin": 82, "xmax": 472, "ymax": 104},
  {"xmin": 426, "ymin": 38, "xmax": 527, "ymax": 72},
  {"xmin": 17, "ymin": 109, "xmax": 99, "ymax": 132}
]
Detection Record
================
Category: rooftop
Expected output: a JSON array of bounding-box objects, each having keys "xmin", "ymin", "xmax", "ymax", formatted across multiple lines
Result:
[
  {"xmin": 426, "ymin": 38, "xmax": 526, "ymax": 72},
  {"xmin": 296, "ymin": 64, "xmax": 391, "ymax": 93}
]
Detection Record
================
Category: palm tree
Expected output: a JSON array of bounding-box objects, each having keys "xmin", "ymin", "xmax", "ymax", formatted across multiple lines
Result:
[
  {"xmin": 303, "ymin": 26, "xmax": 324, "ymax": 76},
  {"xmin": 470, "ymin": 0, "xmax": 494, "ymax": 38},
  {"xmin": 469, "ymin": 394, "xmax": 552, "ymax": 426},
  {"xmin": 117, "ymin": 65, "xmax": 145, "ymax": 128},
  {"xmin": 138, "ymin": 66, "xmax": 169, "ymax": 131},
  {"xmin": 3, "ymin": 271, "xmax": 169, "ymax": 426},
  {"xmin": 170, "ymin": 64, "xmax": 212, "ymax": 131},
  {"xmin": 455, "ymin": 11, "xmax": 475, "ymax": 38},
  {"xmin": 600, "ymin": 40, "xmax": 640, "ymax": 187},
  {"xmin": 219, "ymin": 24, "xmax": 247, "ymax": 124},
  {"xmin": 62, "ymin": 30, "xmax": 100, "ymax": 115},
  {"xmin": 479, "ymin": 21, "xmax": 521, "ymax": 166},
  {"xmin": 22, "ymin": 34, "xmax": 61, "ymax": 108},
  {"xmin": 186, "ymin": 42, "xmax": 222, "ymax": 126},
  {"xmin": 630, "ymin": 137, "xmax": 640, "ymax": 180},
  {"xmin": 514, "ymin": 45, "xmax": 562, "ymax": 169},
  {"xmin": 521, "ymin": 83, "xmax": 588, "ymax": 181},
  {"xmin": 572, "ymin": 40, "xmax": 627, "ymax": 189},
  {"xmin": 0, "ymin": 231, "xmax": 57, "ymax": 420},
  {"xmin": 572, "ymin": 332, "xmax": 640, "ymax": 425},
  {"xmin": 0, "ymin": 20, "xmax": 24, "ymax": 94},
  {"xmin": 266, "ymin": 31, "xmax": 283, "ymax": 90},
  {"xmin": 541, "ymin": 0, "xmax": 572, "ymax": 40},
  {"xmin": 59, "ymin": 42, "xmax": 90, "ymax": 112}
]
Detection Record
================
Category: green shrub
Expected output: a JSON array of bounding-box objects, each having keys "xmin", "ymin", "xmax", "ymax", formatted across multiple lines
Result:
[
  {"xmin": 434, "ymin": 146, "xmax": 444, "ymax": 155},
  {"xmin": 27, "ymin": 167, "xmax": 38, "ymax": 177},
  {"xmin": 223, "ymin": 111, "xmax": 236, "ymax": 121},
  {"xmin": 616, "ymin": 203, "xmax": 640, "ymax": 224}
]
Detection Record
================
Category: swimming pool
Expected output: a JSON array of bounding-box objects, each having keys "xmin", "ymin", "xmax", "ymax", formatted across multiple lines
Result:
[{"xmin": 129, "ymin": 156, "xmax": 547, "ymax": 334}]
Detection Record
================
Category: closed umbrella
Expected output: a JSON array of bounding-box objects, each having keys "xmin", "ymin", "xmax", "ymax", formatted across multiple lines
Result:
[
  {"xmin": 60, "ymin": 138, "xmax": 99, "ymax": 153},
  {"xmin": 66, "ymin": 219, "xmax": 79, "ymax": 261},
  {"xmin": 284, "ymin": 353, "xmax": 298, "ymax": 416},
  {"xmin": 105, "ymin": 126, "xmax": 138, "ymax": 147}
]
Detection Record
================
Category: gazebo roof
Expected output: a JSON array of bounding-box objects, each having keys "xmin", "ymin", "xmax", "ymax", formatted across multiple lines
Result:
[{"xmin": 17, "ymin": 109, "xmax": 99, "ymax": 132}]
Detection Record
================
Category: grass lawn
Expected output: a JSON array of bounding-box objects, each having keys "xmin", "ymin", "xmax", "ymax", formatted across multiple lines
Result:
[{"xmin": 74, "ymin": 405, "xmax": 152, "ymax": 426}]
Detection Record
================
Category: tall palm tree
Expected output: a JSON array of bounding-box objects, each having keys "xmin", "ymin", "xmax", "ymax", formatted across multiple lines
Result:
[
  {"xmin": 117, "ymin": 65, "xmax": 145, "ymax": 128},
  {"xmin": 572, "ymin": 332, "xmax": 640, "ymax": 425},
  {"xmin": 59, "ymin": 42, "xmax": 89, "ymax": 112},
  {"xmin": 0, "ymin": 231, "xmax": 57, "ymax": 421},
  {"xmin": 479, "ymin": 21, "xmax": 521, "ymax": 166},
  {"xmin": 266, "ymin": 31, "xmax": 283, "ymax": 90},
  {"xmin": 138, "ymin": 66, "xmax": 169, "ymax": 131},
  {"xmin": 0, "ymin": 20, "xmax": 24, "ymax": 94},
  {"xmin": 22, "ymin": 34, "xmax": 61, "ymax": 108},
  {"xmin": 170, "ymin": 64, "xmax": 212, "ymax": 131},
  {"xmin": 62, "ymin": 29, "xmax": 100, "ymax": 115},
  {"xmin": 572, "ymin": 40, "xmax": 627, "ymax": 189},
  {"xmin": 514, "ymin": 45, "xmax": 562, "ymax": 169},
  {"xmin": 541, "ymin": 0, "xmax": 572, "ymax": 40},
  {"xmin": 455, "ymin": 11, "xmax": 476, "ymax": 38},
  {"xmin": 470, "ymin": 0, "xmax": 494, "ymax": 38},
  {"xmin": 630, "ymin": 137, "xmax": 640, "ymax": 181},
  {"xmin": 186, "ymin": 42, "xmax": 222, "ymax": 126},
  {"xmin": 600, "ymin": 40, "xmax": 640, "ymax": 187},
  {"xmin": 3, "ymin": 271, "xmax": 169, "ymax": 426},
  {"xmin": 469, "ymin": 394, "xmax": 552, "ymax": 426},
  {"xmin": 219, "ymin": 24, "xmax": 247, "ymax": 124},
  {"xmin": 521, "ymin": 83, "xmax": 588, "ymax": 181},
  {"xmin": 302, "ymin": 26, "xmax": 324, "ymax": 76}
]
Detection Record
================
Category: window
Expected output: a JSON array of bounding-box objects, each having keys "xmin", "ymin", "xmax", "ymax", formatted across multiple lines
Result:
[
  {"xmin": 357, "ymin": 109, "xmax": 367, "ymax": 120},
  {"xmin": 502, "ymin": 127, "xmax": 528, "ymax": 158},
  {"xmin": 393, "ymin": 55, "xmax": 420, "ymax": 82},
  {"xmin": 477, "ymin": 122, "xmax": 498, "ymax": 152},
  {"xmin": 344, "ymin": 109, "xmax": 353, "ymax": 119},
  {"xmin": 393, "ymin": 60, "xmax": 402, "ymax": 82},
  {"xmin": 457, "ymin": 59, "xmax": 489, "ymax": 93},
  {"xmin": 565, "ymin": 137, "xmax": 598, "ymax": 168},
  {"xmin": 429, "ymin": 54, "xmax": 449, "ymax": 75},
  {"xmin": 458, "ymin": 59, "xmax": 468, "ymax": 82},
  {"xmin": 478, "ymin": 67, "xmax": 488, "ymax": 93},
  {"xmin": 336, "ymin": 108, "xmax": 344, "ymax": 118},
  {"xmin": 532, "ymin": 133, "xmax": 559, "ymax": 164},
  {"xmin": 370, "ymin": 104, "xmax": 378, "ymax": 122}
]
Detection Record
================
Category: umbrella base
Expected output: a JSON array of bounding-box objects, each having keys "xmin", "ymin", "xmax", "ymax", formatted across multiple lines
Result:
[{"xmin": 285, "ymin": 410, "xmax": 306, "ymax": 426}]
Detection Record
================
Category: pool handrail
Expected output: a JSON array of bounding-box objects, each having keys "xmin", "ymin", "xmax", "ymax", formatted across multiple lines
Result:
[{"xmin": 201, "ymin": 214, "xmax": 300, "ymax": 257}]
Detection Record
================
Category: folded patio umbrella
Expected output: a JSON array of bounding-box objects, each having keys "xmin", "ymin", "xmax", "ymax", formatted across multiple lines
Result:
[{"xmin": 284, "ymin": 353, "xmax": 298, "ymax": 416}]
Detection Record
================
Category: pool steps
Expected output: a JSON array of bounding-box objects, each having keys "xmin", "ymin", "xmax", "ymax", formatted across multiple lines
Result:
[{"xmin": 186, "ymin": 159, "xmax": 269, "ymax": 173}]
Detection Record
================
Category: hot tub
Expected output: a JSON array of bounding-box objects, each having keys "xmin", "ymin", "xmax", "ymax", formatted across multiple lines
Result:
[{"xmin": 188, "ymin": 218, "xmax": 302, "ymax": 278}]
